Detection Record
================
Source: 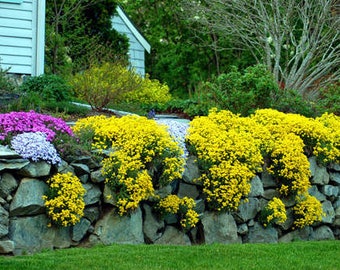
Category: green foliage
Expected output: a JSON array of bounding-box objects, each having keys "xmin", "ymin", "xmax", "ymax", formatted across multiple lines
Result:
[
  {"xmin": 19, "ymin": 74, "xmax": 73, "ymax": 102},
  {"xmin": 0, "ymin": 66, "xmax": 16, "ymax": 93},
  {"xmin": 45, "ymin": 0, "xmax": 128, "ymax": 75},
  {"xmin": 317, "ymin": 82, "xmax": 340, "ymax": 116},
  {"xmin": 271, "ymin": 88, "xmax": 317, "ymax": 117},
  {"xmin": 183, "ymin": 64, "xmax": 279, "ymax": 117},
  {"xmin": 70, "ymin": 62, "xmax": 142, "ymax": 111},
  {"xmin": 122, "ymin": 74, "xmax": 172, "ymax": 106}
]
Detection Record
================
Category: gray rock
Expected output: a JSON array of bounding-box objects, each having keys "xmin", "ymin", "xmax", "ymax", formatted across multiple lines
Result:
[
  {"xmin": 311, "ymin": 225, "xmax": 334, "ymax": 241},
  {"xmin": 310, "ymin": 159, "xmax": 329, "ymax": 185},
  {"xmin": 9, "ymin": 215, "xmax": 54, "ymax": 255},
  {"xmin": 92, "ymin": 207, "xmax": 144, "ymax": 245},
  {"xmin": 84, "ymin": 206, "xmax": 100, "ymax": 223},
  {"xmin": 0, "ymin": 159, "xmax": 30, "ymax": 172},
  {"xmin": 0, "ymin": 205, "xmax": 9, "ymax": 237},
  {"xmin": 321, "ymin": 185, "xmax": 339, "ymax": 197},
  {"xmin": 0, "ymin": 240, "xmax": 14, "ymax": 254},
  {"xmin": 281, "ymin": 196, "xmax": 296, "ymax": 207},
  {"xmin": 52, "ymin": 226, "xmax": 71, "ymax": 249},
  {"xmin": 57, "ymin": 161, "xmax": 75, "ymax": 174},
  {"xmin": 0, "ymin": 146, "xmax": 21, "ymax": 158},
  {"xmin": 322, "ymin": 200, "xmax": 335, "ymax": 224},
  {"xmin": 234, "ymin": 198, "xmax": 261, "ymax": 223},
  {"xmin": 83, "ymin": 183, "xmax": 101, "ymax": 205},
  {"xmin": 263, "ymin": 189, "xmax": 279, "ymax": 200},
  {"xmin": 194, "ymin": 199, "xmax": 205, "ymax": 215},
  {"xmin": 154, "ymin": 184, "xmax": 172, "ymax": 199},
  {"xmin": 279, "ymin": 226, "xmax": 313, "ymax": 242},
  {"xmin": 308, "ymin": 186, "xmax": 326, "ymax": 202},
  {"xmin": 237, "ymin": 223, "xmax": 248, "ymax": 235},
  {"xmin": 278, "ymin": 208, "xmax": 294, "ymax": 231},
  {"xmin": 10, "ymin": 178, "xmax": 48, "ymax": 217},
  {"xmin": 19, "ymin": 161, "xmax": 51, "ymax": 177},
  {"xmin": 177, "ymin": 182, "xmax": 199, "ymax": 199},
  {"xmin": 328, "ymin": 163, "xmax": 340, "ymax": 172},
  {"xmin": 142, "ymin": 204, "xmax": 164, "ymax": 243},
  {"xmin": 0, "ymin": 173, "xmax": 18, "ymax": 198},
  {"xmin": 103, "ymin": 184, "xmax": 116, "ymax": 205},
  {"xmin": 91, "ymin": 169, "xmax": 105, "ymax": 183},
  {"xmin": 261, "ymin": 171, "xmax": 277, "ymax": 188},
  {"xmin": 246, "ymin": 222, "xmax": 278, "ymax": 243},
  {"xmin": 72, "ymin": 218, "xmax": 91, "ymax": 242},
  {"xmin": 202, "ymin": 211, "xmax": 240, "ymax": 244},
  {"xmin": 154, "ymin": 226, "xmax": 191, "ymax": 245},
  {"xmin": 182, "ymin": 156, "xmax": 200, "ymax": 184},
  {"xmin": 330, "ymin": 172, "xmax": 340, "ymax": 185},
  {"xmin": 71, "ymin": 163, "xmax": 90, "ymax": 176},
  {"xmin": 249, "ymin": 176, "xmax": 264, "ymax": 197},
  {"xmin": 78, "ymin": 174, "xmax": 89, "ymax": 183}
]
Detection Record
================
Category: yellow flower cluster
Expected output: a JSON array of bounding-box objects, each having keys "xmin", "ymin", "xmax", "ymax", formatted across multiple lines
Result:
[
  {"xmin": 187, "ymin": 109, "xmax": 264, "ymax": 211},
  {"xmin": 42, "ymin": 172, "xmax": 86, "ymax": 227},
  {"xmin": 157, "ymin": 195, "xmax": 199, "ymax": 229},
  {"xmin": 267, "ymin": 133, "xmax": 311, "ymax": 196},
  {"xmin": 252, "ymin": 109, "xmax": 340, "ymax": 164},
  {"xmin": 262, "ymin": 197, "xmax": 287, "ymax": 227},
  {"xmin": 293, "ymin": 194, "xmax": 325, "ymax": 229},
  {"xmin": 73, "ymin": 115, "xmax": 185, "ymax": 215}
]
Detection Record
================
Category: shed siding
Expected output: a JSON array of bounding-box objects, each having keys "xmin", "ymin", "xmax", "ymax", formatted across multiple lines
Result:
[
  {"xmin": 112, "ymin": 15, "xmax": 146, "ymax": 76},
  {"xmin": 0, "ymin": 0, "xmax": 44, "ymax": 76}
]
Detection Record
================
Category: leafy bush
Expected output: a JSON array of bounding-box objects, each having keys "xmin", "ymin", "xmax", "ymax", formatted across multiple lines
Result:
[
  {"xmin": 184, "ymin": 64, "xmax": 279, "ymax": 117},
  {"xmin": 19, "ymin": 74, "xmax": 72, "ymax": 102},
  {"xmin": 70, "ymin": 62, "xmax": 142, "ymax": 111},
  {"xmin": 317, "ymin": 82, "xmax": 340, "ymax": 116},
  {"xmin": 43, "ymin": 172, "xmax": 86, "ymax": 227},
  {"xmin": 0, "ymin": 66, "xmax": 16, "ymax": 93},
  {"xmin": 72, "ymin": 115, "xmax": 185, "ymax": 215},
  {"xmin": 123, "ymin": 74, "xmax": 172, "ymax": 106}
]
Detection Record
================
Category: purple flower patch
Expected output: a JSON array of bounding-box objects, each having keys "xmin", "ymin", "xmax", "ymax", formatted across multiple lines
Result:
[{"xmin": 0, "ymin": 111, "xmax": 73, "ymax": 143}]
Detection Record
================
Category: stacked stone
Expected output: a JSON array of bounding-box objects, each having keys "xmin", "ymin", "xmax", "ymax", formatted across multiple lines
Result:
[{"xmin": 0, "ymin": 146, "xmax": 339, "ymax": 255}]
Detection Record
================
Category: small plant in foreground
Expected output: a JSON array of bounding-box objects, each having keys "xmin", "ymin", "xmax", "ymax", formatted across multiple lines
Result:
[
  {"xmin": 43, "ymin": 172, "xmax": 86, "ymax": 227},
  {"xmin": 260, "ymin": 197, "xmax": 287, "ymax": 227},
  {"xmin": 11, "ymin": 132, "xmax": 61, "ymax": 165},
  {"xmin": 157, "ymin": 194, "xmax": 199, "ymax": 230}
]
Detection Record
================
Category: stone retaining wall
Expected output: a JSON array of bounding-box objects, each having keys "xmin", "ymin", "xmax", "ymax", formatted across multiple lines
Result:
[{"xmin": 0, "ymin": 146, "xmax": 339, "ymax": 255}]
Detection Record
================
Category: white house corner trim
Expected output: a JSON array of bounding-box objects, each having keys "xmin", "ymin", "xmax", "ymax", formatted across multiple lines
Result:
[{"xmin": 35, "ymin": 0, "xmax": 46, "ymax": 76}]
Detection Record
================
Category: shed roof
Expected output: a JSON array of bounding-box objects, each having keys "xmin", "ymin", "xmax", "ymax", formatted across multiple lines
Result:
[{"xmin": 116, "ymin": 5, "xmax": 151, "ymax": 54}]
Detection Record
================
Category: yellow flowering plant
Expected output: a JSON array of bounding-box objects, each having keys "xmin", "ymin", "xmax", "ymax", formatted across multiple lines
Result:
[
  {"xmin": 42, "ymin": 172, "xmax": 86, "ymax": 227},
  {"xmin": 187, "ymin": 109, "xmax": 264, "ymax": 212},
  {"xmin": 260, "ymin": 197, "xmax": 287, "ymax": 227},
  {"xmin": 73, "ymin": 115, "xmax": 185, "ymax": 215},
  {"xmin": 293, "ymin": 193, "xmax": 325, "ymax": 229},
  {"xmin": 157, "ymin": 195, "xmax": 199, "ymax": 230}
]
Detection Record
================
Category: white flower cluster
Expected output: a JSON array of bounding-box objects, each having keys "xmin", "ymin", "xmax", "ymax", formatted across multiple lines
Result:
[{"xmin": 11, "ymin": 132, "xmax": 61, "ymax": 165}]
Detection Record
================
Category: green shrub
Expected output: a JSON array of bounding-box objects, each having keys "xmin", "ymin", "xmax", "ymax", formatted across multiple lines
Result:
[
  {"xmin": 19, "ymin": 74, "xmax": 72, "ymax": 102},
  {"xmin": 183, "ymin": 64, "xmax": 280, "ymax": 117},
  {"xmin": 123, "ymin": 74, "xmax": 172, "ymax": 106},
  {"xmin": 0, "ymin": 66, "xmax": 16, "ymax": 93},
  {"xmin": 317, "ymin": 82, "xmax": 340, "ymax": 116},
  {"xmin": 271, "ymin": 88, "xmax": 317, "ymax": 117},
  {"xmin": 70, "ymin": 62, "xmax": 142, "ymax": 111}
]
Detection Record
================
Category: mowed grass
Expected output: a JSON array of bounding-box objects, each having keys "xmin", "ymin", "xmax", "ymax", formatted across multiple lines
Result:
[{"xmin": 0, "ymin": 241, "xmax": 339, "ymax": 270}]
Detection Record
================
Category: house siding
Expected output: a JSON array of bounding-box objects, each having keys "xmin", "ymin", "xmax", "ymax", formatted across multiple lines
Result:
[
  {"xmin": 0, "ymin": 0, "xmax": 45, "ymax": 76},
  {"xmin": 111, "ymin": 7, "xmax": 150, "ymax": 77}
]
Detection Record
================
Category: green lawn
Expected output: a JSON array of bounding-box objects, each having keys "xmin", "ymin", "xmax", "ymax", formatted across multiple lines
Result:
[{"xmin": 0, "ymin": 241, "xmax": 339, "ymax": 270}]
